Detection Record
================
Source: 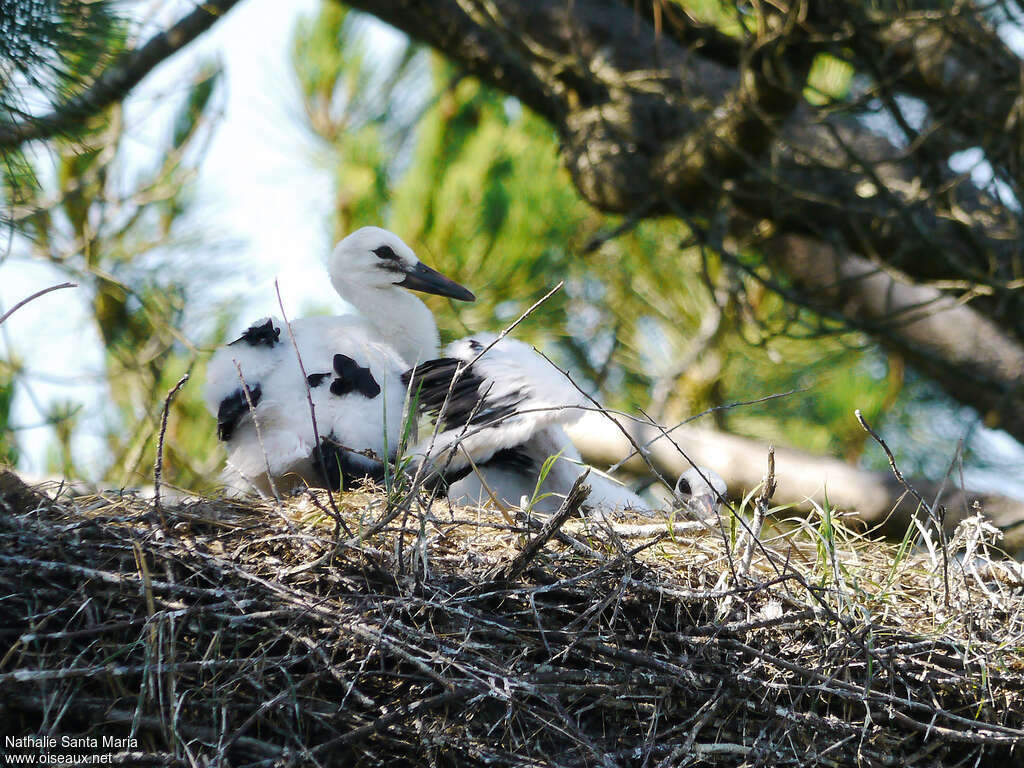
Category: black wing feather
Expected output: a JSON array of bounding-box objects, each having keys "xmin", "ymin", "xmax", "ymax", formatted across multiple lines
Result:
[
  {"xmin": 310, "ymin": 438, "xmax": 387, "ymax": 491},
  {"xmin": 331, "ymin": 354, "xmax": 381, "ymax": 399},
  {"xmin": 227, "ymin": 319, "xmax": 280, "ymax": 348},
  {"xmin": 403, "ymin": 357, "xmax": 525, "ymax": 431},
  {"xmin": 482, "ymin": 446, "xmax": 536, "ymax": 474},
  {"xmin": 306, "ymin": 372, "xmax": 330, "ymax": 388},
  {"xmin": 217, "ymin": 384, "xmax": 262, "ymax": 441}
]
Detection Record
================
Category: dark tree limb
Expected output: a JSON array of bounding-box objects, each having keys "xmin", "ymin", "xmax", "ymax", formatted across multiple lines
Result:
[
  {"xmin": 0, "ymin": 0, "xmax": 242, "ymax": 148},
  {"xmin": 808, "ymin": 4, "xmax": 1024, "ymax": 185}
]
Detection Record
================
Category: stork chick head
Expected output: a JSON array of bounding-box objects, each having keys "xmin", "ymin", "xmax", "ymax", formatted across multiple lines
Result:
[
  {"xmin": 674, "ymin": 466, "xmax": 727, "ymax": 518},
  {"xmin": 328, "ymin": 227, "xmax": 475, "ymax": 301}
]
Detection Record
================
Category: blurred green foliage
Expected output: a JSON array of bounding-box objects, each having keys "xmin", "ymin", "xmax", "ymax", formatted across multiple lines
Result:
[
  {"xmin": 0, "ymin": 0, "xmax": 126, "ymax": 143},
  {"xmin": 0, "ymin": 374, "xmax": 18, "ymax": 466}
]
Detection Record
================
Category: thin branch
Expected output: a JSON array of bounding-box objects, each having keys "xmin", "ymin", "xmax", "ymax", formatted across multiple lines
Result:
[
  {"xmin": 856, "ymin": 408, "xmax": 951, "ymax": 605},
  {"xmin": 0, "ymin": 282, "xmax": 76, "ymax": 325},
  {"xmin": 274, "ymin": 280, "xmax": 351, "ymax": 539},
  {"xmin": 604, "ymin": 389, "xmax": 803, "ymax": 476},
  {"xmin": 458, "ymin": 443, "xmax": 516, "ymax": 524},
  {"xmin": 492, "ymin": 471, "xmax": 591, "ymax": 582},
  {"xmin": 153, "ymin": 373, "xmax": 189, "ymax": 519},
  {"xmin": 233, "ymin": 361, "xmax": 281, "ymax": 505},
  {"xmin": 855, "ymin": 409, "xmax": 934, "ymax": 521},
  {"xmin": 411, "ymin": 282, "xmax": 564, "ymax": 483},
  {"xmin": 582, "ymin": 199, "xmax": 658, "ymax": 253},
  {"xmin": 739, "ymin": 444, "xmax": 774, "ymax": 580}
]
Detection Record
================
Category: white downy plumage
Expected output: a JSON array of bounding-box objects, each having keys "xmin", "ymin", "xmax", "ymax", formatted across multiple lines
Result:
[
  {"xmin": 405, "ymin": 333, "xmax": 727, "ymax": 515},
  {"xmin": 442, "ymin": 424, "xmax": 727, "ymax": 517},
  {"xmin": 204, "ymin": 227, "xmax": 474, "ymax": 496}
]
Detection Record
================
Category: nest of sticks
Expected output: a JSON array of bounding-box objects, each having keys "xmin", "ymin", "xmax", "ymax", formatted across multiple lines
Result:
[{"xmin": 1, "ymin": 467, "xmax": 1023, "ymax": 767}]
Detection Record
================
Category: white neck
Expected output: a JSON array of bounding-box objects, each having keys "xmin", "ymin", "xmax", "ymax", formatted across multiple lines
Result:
[{"xmin": 337, "ymin": 282, "xmax": 441, "ymax": 366}]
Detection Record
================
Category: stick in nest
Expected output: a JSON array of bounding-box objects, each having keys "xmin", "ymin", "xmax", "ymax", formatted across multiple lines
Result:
[
  {"xmin": 856, "ymin": 408, "xmax": 950, "ymax": 604},
  {"xmin": 739, "ymin": 444, "xmax": 775, "ymax": 580},
  {"xmin": 153, "ymin": 372, "xmax": 189, "ymax": 519},
  {"xmin": 3, "ymin": 490, "xmax": 1022, "ymax": 764},
  {"xmin": 458, "ymin": 443, "xmax": 516, "ymax": 524},
  {"xmin": 489, "ymin": 470, "xmax": 591, "ymax": 582}
]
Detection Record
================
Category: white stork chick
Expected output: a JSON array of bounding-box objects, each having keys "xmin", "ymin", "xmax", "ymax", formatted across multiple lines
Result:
[
  {"xmin": 404, "ymin": 333, "xmax": 727, "ymax": 516},
  {"xmin": 670, "ymin": 466, "xmax": 729, "ymax": 519},
  {"xmin": 204, "ymin": 227, "xmax": 474, "ymax": 496}
]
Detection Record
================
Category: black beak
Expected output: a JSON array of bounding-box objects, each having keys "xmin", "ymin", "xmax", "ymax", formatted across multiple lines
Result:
[
  {"xmin": 398, "ymin": 261, "xmax": 475, "ymax": 302},
  {"xmin": 690, "ymin": 492, "xmax": 719, "ymax": 518}
]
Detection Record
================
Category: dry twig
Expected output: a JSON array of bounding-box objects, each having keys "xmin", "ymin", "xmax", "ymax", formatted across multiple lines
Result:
[
  {"xmin": 153, "ymin": 373, "xmax": 189, "ymax": 517},
  {"xmin": 740, "ymin": 444, "xmax": 775, "ymax": 580},
  {"xmin": 492, "ymin": 471, "xmax": 591, "ymax": 582},
  {"xmin": 233, "ymin": 361, "xmax": 281, "ymax": 503},
  {"xmin": 274, "ymin": 280, "xmax": 351, "ymax": 538},
  {"xmin": 0, "ymin": 282, "xmax": 77, "ymax": 326}
]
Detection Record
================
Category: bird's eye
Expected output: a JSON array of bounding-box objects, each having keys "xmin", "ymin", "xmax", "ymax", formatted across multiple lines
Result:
[
  {"xmin": 677, "ymin": 478, "xmax": 692, "ymax": 495},
  {"xmin": 372, "ymin": 245, "xmax": 399, "ymax": 261}
]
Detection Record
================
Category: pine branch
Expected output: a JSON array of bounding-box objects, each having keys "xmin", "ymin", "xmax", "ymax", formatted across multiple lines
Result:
[{"xmin": 0, "ymin": 0, "xmax": 241, "ymax": 148}]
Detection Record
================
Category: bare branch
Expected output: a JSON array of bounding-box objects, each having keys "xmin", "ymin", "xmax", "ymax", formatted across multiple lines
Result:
[
  {"xmin": 740, "ymin": 445, "xmax": 775, "ymax": 580},
  {"xmin": 153, "ymin": 373, "xmax": 189, "ymax": 518},
  {"xmin": 0, "ymin": 282, "xmax": 76, "ymax": 325},
  {"xmin": 568, "ymin": 411, "xmax": 1024, "ymax": 554},
  {"xmin": 274, "ymin": 280, "xmax": 351, "ymax": 538},
  {"xmin": 345, "ymin": 0, "xmax": 1024, "ymax": 433},
  {"xmin": 233, "ymin": 361, "xmax": 281, "ymax": 505}
]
